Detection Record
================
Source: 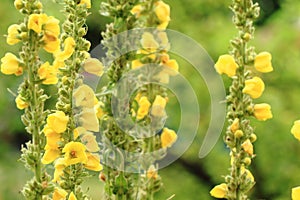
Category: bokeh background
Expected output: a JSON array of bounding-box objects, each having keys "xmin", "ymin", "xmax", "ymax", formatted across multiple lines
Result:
[{"xmin": 1, "ymin": 0, "xmax": 300, "ymax": 199}]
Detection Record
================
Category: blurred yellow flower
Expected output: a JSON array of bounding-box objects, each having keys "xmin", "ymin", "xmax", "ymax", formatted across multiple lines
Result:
[
  {"xmin": 53, "ymin": 187, "xmax": 68, "ymax": 200},
  {"xmin": 291, "ymin": 120, "xmax": 300, "ymax": 141},
  {"xmin": 53, "ymin": 158, "xmax": 66, "ymax": 182},
  {"xmin": 164, "ymin": 59, "xmax": 179, "ymax": 76},
  {"xmin": 38, "ymin": 62, "xmax": 58, "ymax": 85},
  {"xmin": 43, "ymin": 32, "xmax": 60, "ymax": 53},
  {"xmin": 141, "ymin": 32, "xmax": 159, "ymax": 53},
  {"xmin": 43, "ymin": 125, "xmax": 61, "ymax": 149},
  {"xmin": 68, "ymin": 192, "xmax": 77, "ymax": 200},
  {"xmin": 7, "ymin": 24, "xmax": 20, "ymax": 45},
  {"xmin": 94, "ymin": 100, "xmax": 105, "ymax": 119},
  {"xmin": 241, "ymin": 139, "xmax": 253, "ymax": 156},
  {"xmin": 253, "ymin": 103, "xmax": 273, "ymax": 121},
  {"xmin": 15, "ymin": 95, "xmax": 28, "ymax": 110},
  {"xmin": 78, "ymin": 107, "xmax": 99, "ymax": 132},
  {"xmin": 131, "ymin": 59, "xmax": 144, "ymax": 69},
  {"xmin": 73, "ymin": 84, "xmax": 95, "ymax": 108},
  {"xmin": 137, "ymin": 96, "xmax": 151, "ymax": 120},
  {"xmin": 85, "ymin": 153, "xmax": 103, "ymax": 171},
  {"xmin": 146, "ymin": 165, "xmax": 158, "ymax": 179},
  {"xmin": 151, "ymin": 95, "xmax": 167, "ymax": 117},
  {"xmin": 292, "ymin": 186, "xmax": 300, "ymax": 200},
  {"xmin": 47, "ymin": 111, "xmax": 69, "ymax": 133},
  {"xmin": 154, "ymin": 1, "xmax": 170, "ymax": 23},
  {"xmin": 81, "ymin": 132, "xmax": 100, "ymax": 152},
  {"xmin": 28, "ymin": 13, "xmax": 47, "ymax": 34},
  {"xmin": 215, "ymin": 54, "xmax": 238, "ymax": 77},
  {"xmin": 0, "ymin": 52, "xmax": 21, "ymax": 75},
  {"xmin": 83, "ymin": 58, "xmax": 104, "ymax": 76},
  {"xmin": 210, "ymin": 183, "xmax": 227, "ymax": 198},
  {"xmin": 73, "ymin": 127, "xmax": 86, "ymax": 140},
  {"xmin": 242, "ymin": 76, "xmax": 265, "ymax": 99},
  {"xmin": 14, "ymin": 0, "xmax": 23, "ymax": 10},
  {"xmin": 55, "ymin": 37, "xmax": 75, "ymax": 61},
  {"xmin": 241, "ymin": 166, "xmax": 255, "ymax": 182},
  {"xmin": 78, "ymin": 0, "xmax": 91, "ymax": 8},
  {"xmin": 161, "ymin": 128, "xmax": 177, "ymax": 148},
  {"xmin": 44, "ymin": 16, "xmax": 60, "ymax": 37},
  {"xmin": 131, "ymin": 5, "xmax": 143, "ymax": 17},
  {"xmin": 230, "ymin": 118, "xmax": 239, "ymax": 133},
  {"xmin": 254, "ymin": 52, "xmax": 273, "ymax": 73},
  {"xmin": 62, "ymin": 141, "xmax": 88, "ymax": 166}
]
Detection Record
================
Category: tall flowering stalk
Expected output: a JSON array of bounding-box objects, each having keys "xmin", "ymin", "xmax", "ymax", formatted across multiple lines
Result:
[
  {"xmin": 99, "ymin": 0, "xmax": 177, "ymax": 199},
  {"xmin": 0, "ymin": 0, "xmax": 61, "ymax": 199},
  {"xmin": 210, "ymin": 0, "xmax": 273, "ymax": 199},
  {"xmin": 130, "ymin": 1, "xmax": 178, "ymax": 199},
  {"xmin": 40, "ymin": 0, "xmax": 103, "ymax": 199}
]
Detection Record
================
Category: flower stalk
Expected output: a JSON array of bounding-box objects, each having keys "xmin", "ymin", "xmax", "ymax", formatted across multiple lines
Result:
[{"xmin": 210, "ymin": 0, "xmax": 273, "ymax": 199}]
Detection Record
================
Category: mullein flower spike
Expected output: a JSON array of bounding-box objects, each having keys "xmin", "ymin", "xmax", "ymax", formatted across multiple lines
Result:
[{"xmin": 211, "ymin": 0, "xmax": 273, "ymax": 199}]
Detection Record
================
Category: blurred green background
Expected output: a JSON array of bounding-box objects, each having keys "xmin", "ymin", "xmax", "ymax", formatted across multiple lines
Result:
[{"xmin": 1, "ymin": 0, "xmax": 300, "ymax": 199}]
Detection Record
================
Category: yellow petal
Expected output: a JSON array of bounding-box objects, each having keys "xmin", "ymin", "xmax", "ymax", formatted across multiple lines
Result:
[
  {"xmin": 28, "ymin": 13, "xmax": 48, "ymax": 34},
  {"xmin": 7, "ymin": 24, "xmax": 20, "ymax": 45},
  {"xmin": 254, "ymin": 52, "xmax": 273, "ymax": 73},
  {"xmin": 47, "ymin": 111, "xmax": 69, "ymax": 133},
  {"xmin": 242, "ymin": 76, "xmax": 265, "ymax": 99},
  {"xmin": 291, "ymin": 120, "xmax": 300, "ymax": 141},
  {"xmin": 137, "ymin": 96, "xmax": 151, "ymax": 120},
  {"xmin": 83, "ymin": 58, "xmax": 104, "ymax": 76},
  {"xmin": 78, "ymin": 107, "xmax": 99, "ymax": 132},
  {"xmin": 62, "ymin": 141, "xmax": 88, "ymax": 166},
  {"xmin": 73, "ymin": 84, "xmax": 95, "ymax": 108},
  {"xmin": 241, "ymin": 139, "xmax": 253, "ymax": 156},
  {"xmin": 85, "ymin": 153, "xmax": 103, "ymax": 171},
  {"xmin": 53, "ymin": 187, "xmax": 68, "ymax": 200},
  {"xmin": 215, "ymin": 54, "xmax": 238, "ymax": 77},
  {"xmin": 68, "ymin": 192, "xmax": 77, "ymax": 200},
  {"xmin": 210, "ymin": 183, "xmax": 227, "ymax": 198},
  {"xmin": 161, "ymin": 128, "xmax": 177, "ymax": 148},
  {"xmin": 151, "ymin": 95, "xmax": 167, "ymax": 117},
  {"xmin": 1, "ymin": 53, "xmax": 20, "ymax": 75},
  {"xmin": 253, "ymin": 103, "xmax": 273, "ymax": 121},
  {"xmin": 292, "ymin": 186, "xmax": 300, "ymax": 200},
  {"xmin": 42, "ymin": 149, "xmax": 60, "ymax": 164},
  {"xmin": 154, "ymin": 1, "xmax": 170, "ymax": 23},
  {"xmin": 15, "ymin": 95, "xmax": 28, "ymax": 110},
  {"xmin": 78, "ymin": 0, "xmax": 91, "ymax": 8}
]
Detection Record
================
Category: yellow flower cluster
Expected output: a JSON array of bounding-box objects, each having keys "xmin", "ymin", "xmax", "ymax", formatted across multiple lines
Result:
[{"xmin": 28, "ymin": 13, "xmax": 61, "ymax": 53}]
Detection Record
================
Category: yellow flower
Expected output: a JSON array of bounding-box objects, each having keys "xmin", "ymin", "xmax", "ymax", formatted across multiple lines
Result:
[
  {"xmin": 164, "ymin": 59, "xmax": 179, "ymax": 76},
  {"xmin": 43, "ymin": 125, "xmax": 61, "ymax": 149},
  {"xmin": 15, "ymin": 95, "xmax": 28, "ymax": 110},
  {"xmin": 78, "ymin": 108, "xmax": 99, "ymax": 132},
  {"xmin": 53, "ymin": 158, "xmax": 66, "ymax": 182},
  {"xmin": 230, "ymin": 118, "xmax": 239, "ymax": 133},
  {"xmin": 215, "ymin": 54, "xmax": 238, "ymax": 77},
  {"xmin": 53, "ymin": 187, "xmax": 68, "ymax": 200},
  {"xmin": 154, "ymin": 1, "xmax": 170, "ymax": 23},
  {"xmin": 81, "ymin": 132, "xmax": 100, "ymax": 152},
  {"xmin": 131, "ymin": 59, "xmax": 144, "ymax": 70},
  {"xmin": 44, "ymin": 16, "xmax": 60, "ymax": 37},
  {"xmin": 131, "ymin": 5, "xmax": 143, "ymax": 17},
  {"xmin": 28, "ymin": 13, "xmax": 48, "ymax": 34},
  {"xmin": 42, "ymin": 148, "xmax": 60, "ymax": 164},
  {"xmin": 62, "ymin": 141, "xmax": 88, "ymax": 166},
  {"xmin": 253, "ymin": 103, "xmax": 273, "ymax": 121},
  {"xmin": 157, "ymin": 31, "xmax": 170, "ymax": 50},
  {"xmin": 141, "ymin": 32, "xmax": 159, "ymax": 53},
  {"xmin": 14, "ymin": 0, "xmax": 23, "ymax": 10},
  {"xmin": 55, "ymin": 37, "xmax": 75, "ymax": 61},
  {"xmin": 241, "ymin": 139, "xmax": 253, "ymax": 156},
  {"xmin": 292, "ymin": 186, "xmax": 300, "ymax": 200},
  {"xmin": 83, "ymin": 58, "xmax": 104, "ymax": 76},
  {"xmin": 161, "ymin": 128, "xmax": 177, "ymax": 148},
  {"xmin": 151, "ymin": 95, "xmax": 167, "ymax": 117},
  {"xmin": 254, "ymin": 52, "xmax": 273, "ymax": 73},
  {"xmin": 68, "ymin": 192, "xmax": 77, "ymax": 200},
  {"xmin": 38, "ymin": 62, "xmax": 58, "ymax": 85},
  {"xmin": 43, "ymin": 32, "xmax": 60, "ymax": 53},
  {"xmin": 157, "ymin": 21, "xmax": 169, "ymax": 30},
  {"xmin": 241, "ymin": 166, "xmax": 255, "ymax": 182},
  {"xmin": 78, "ymin": 0, "xmax": 91, "ymax": 8},
  {"xmin": 47, "ymin": 111, "xmax": 69, "ymax": 133},
  {"xmin": 7, "ymin": 24, "xmax": 20, "ymax": 45},
  {"xmin": 85, "ymin": 153, "xmax": 103, "ymax": 171},
  {"xmin": 210, "ymin": 183, "xmax": 227, "ymax": 198},
  {"xmin": 137, "ymin": 96, "xmax": 151, "ymax": 120},
  {"xmin": 291, "ymin": 120, "xmax": 300, "ymax": 141},
  {"xmin": 146, "ymin": 165, "xmax": 158, "ymax": 179},
  {"xmin": 73, "ymin": 84, "xmax": 95, "ymax": 108},
  {"xmin": 156, "ymin": 71, "xmax": 169, "ymax": 84},
  {"xmin": 242, "ymin": 76, "xmax": 265, "ymax": 99},
  {"xmin": 1, "ymin": 53, "xmax": 21, "ymax": 75}
]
